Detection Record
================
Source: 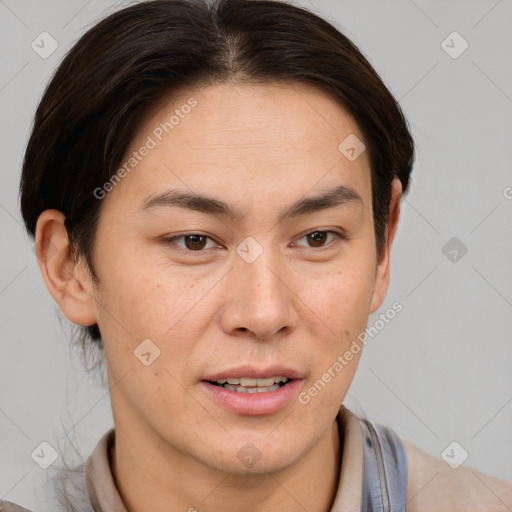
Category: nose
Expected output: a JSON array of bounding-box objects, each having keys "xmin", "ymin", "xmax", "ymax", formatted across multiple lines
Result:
[{"xmin": 218, "ymin": 245, "xmax": 300, "ymax": 341}]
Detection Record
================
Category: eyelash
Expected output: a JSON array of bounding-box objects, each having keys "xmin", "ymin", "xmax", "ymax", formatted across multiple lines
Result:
[{"xmin": 163, "ymin": 230, "xmax": 346, "ymax": 255}]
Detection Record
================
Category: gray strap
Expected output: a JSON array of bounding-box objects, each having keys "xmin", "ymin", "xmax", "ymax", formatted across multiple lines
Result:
[{"xmin": 360, "ymin": 418, "xmax": 408, "ymax": 512}]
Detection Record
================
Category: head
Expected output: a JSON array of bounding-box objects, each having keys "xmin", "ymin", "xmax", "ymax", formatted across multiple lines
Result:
[{"xmin": 20, "ymin": 0, "xmax": 414, "ymax": 475}]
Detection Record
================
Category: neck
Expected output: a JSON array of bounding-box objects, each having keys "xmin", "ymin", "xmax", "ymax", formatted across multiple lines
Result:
[{"xmin": 111, "ymin": 417, "xmax": 342, "ymax": 512}]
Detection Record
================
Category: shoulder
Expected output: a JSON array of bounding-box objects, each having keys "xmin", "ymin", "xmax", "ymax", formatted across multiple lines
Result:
[
  {"xmin": 0, "ymin": 502, "xmax": 34, "ymax": 512},
  {"xmin": 402, "ymin": 436, "xmax": 512, "ymax": 511}
]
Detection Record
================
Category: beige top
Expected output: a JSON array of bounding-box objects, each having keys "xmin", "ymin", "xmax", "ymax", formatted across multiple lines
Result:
[{"xmin": 1, "ymin": 405, "xmax": 511, "ymax": 511}]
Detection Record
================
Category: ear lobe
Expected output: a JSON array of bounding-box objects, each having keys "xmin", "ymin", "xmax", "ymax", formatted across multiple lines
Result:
[
  {"xmin": 35, "ymin": 209, "xmax": 98, "ymax": 326},
  {"xmin": 368, "ymin": 178, "xmax": 402, "ymax": 314}
]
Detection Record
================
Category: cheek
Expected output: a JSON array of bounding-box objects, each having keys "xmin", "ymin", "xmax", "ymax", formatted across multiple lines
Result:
[
  {"xmin": 299, "ymin": 256, "xmax": 374, "ymax": 398},
  {"xmin": 304, "ymin": 256, "xmax": 376, "ymax": 334},
  {"xmin": 93, "ymin": 254, "xmax": 216, "ymax": 373},
  {"xmin": 90, "ymin": 265, "xmax": 155, "ymax": 370}
]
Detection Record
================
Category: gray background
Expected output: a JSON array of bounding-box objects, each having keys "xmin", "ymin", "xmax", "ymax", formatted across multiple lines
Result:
[{"xmin": 1, "ymin": 0, "xmax": 511, "ymax": 508}]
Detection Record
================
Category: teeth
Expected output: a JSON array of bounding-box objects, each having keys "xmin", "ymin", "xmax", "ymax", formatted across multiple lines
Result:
[
  {"xmin": 240, "ymin": 377, "xmax": 258, "ymax": 387},
  {"xmin": 223, "ymin": 383, "xmax": 281, "ymax": 393},
  {"xmin": 215, "ymin": 376, "xmax": 289, "ymax": 386}
]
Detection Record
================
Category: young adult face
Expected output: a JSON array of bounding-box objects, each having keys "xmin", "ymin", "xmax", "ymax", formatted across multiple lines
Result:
[{"xmin": 37, "ymin": 81, "xmax": 401, "ymax": 480}]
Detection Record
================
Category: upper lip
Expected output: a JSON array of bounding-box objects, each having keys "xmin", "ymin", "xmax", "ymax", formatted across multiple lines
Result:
[{"xmin": 202, "ymin": 365, "xmax": 304, "ymax": 382}]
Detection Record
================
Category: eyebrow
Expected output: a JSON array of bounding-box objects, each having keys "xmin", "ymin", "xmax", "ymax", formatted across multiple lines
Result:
[{"xmin": 136, "ymin": 184, "xmax": 363, "ymax": 223}]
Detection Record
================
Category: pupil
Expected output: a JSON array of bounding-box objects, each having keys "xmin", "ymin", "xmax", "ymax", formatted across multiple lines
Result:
[
  {"xmin": 308, "ymin": 231, "xmax": 326, "ymax": 247},
  {"xmin": 186, "ymin": 235, "xmax": 206, "ymax": 250}
]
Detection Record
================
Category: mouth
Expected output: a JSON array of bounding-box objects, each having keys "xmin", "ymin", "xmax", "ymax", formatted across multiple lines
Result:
[
  {"xmin": 200, "ymin": 367, "xmax": 304, "ymax": 415},
  {"xmin": 205, "ymin": 376, "xmax": 292, "ymax": 393}
]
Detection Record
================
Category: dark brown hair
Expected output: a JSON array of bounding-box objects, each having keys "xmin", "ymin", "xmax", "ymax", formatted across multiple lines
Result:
[{"xmin": 19, "ymin": 0, "xmax": 414, "ymax": 350}]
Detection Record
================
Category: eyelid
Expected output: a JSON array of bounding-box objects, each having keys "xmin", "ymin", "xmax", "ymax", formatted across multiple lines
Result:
[
  {"xmin": 163, "ymin": 232, "xmax": 222, "ymax": 254},
  {"xmin": 292, "ymin": 229, "xmax": 346, "ymax": 249}
]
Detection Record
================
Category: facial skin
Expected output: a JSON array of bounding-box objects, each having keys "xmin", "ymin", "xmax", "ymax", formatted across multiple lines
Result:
[{"xmin": 36, "ymin": 81, "xmax": 401, "ymax": 512}]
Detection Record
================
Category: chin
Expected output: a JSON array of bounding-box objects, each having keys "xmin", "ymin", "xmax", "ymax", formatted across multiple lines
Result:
[
  {"xmin": 228, "ymin": 436, "xmax": 307, "ymax": 475},
  {"xmin": 226, "ymin": 452, "xmax": 301, "ymax": 476}
]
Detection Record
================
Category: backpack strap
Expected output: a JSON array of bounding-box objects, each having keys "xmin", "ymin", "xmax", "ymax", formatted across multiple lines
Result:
[{"xmin": 359, "ymin": 418, "xmax": 408, "ymax": 512}]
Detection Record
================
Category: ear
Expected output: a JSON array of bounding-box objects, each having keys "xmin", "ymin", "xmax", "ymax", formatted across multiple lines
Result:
[
  {"xmin": 34, "ymin": 209, "xmax": 98, "ymax": 326},
  {"xmin": 368, "ymin": 178, "xmax": 402, "ymax": 314}
]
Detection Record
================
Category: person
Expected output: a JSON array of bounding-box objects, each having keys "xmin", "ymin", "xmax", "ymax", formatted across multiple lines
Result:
[{"xmin": 4, "ymin": 0, "xmax": 511, "ymax": 510}]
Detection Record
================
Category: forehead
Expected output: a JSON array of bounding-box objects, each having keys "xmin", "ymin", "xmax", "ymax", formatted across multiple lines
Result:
[{"xmin": 102, "ymin": 81, "xmax": 371, "ymax": 213}]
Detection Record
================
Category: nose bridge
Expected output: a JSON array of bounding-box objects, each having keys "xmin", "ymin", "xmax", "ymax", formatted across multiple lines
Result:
[
  {"xmin": 236, "ymin": 234, "xmax": 287, "ymax": 301},
  {"xmin": 221, "ymin": 234, "xmax": 298, "ymax": 339}
]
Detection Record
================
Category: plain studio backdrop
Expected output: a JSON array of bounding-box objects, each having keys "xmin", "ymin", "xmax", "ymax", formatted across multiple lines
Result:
[{"xmin": 1, "ymin": 0, "xmax": 511, "ymax": 509}]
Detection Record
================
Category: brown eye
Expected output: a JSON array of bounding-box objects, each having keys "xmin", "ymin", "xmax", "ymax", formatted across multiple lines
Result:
[
  {"xmin": 294, "ymin": 230, "xmax": 345, "ymax": 249},
  {"xmin": 307, "ymin": 231, "xmax": 329, "ymax": 247},
  {"xmin": 164, "ymin": 234, "xmax": 217, "ymax": 252},
  {"xmin": 183, "ymin": 234, "xmax": 208, "ymax": 250}
]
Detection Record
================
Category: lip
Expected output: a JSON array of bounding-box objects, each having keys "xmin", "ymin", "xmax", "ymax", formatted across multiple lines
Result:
[
  {"xmin": 200, "ymin": 378, "xmax": 303, "ymax": 416},
  {"xmin": 202, "ymin": 364, "xmax": 305, "ymax": 382}
]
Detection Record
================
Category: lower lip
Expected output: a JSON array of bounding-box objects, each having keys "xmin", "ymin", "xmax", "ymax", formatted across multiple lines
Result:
[{"xmin": 200, "ymin": 379, "xmax": 303, "ymax": 416}]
